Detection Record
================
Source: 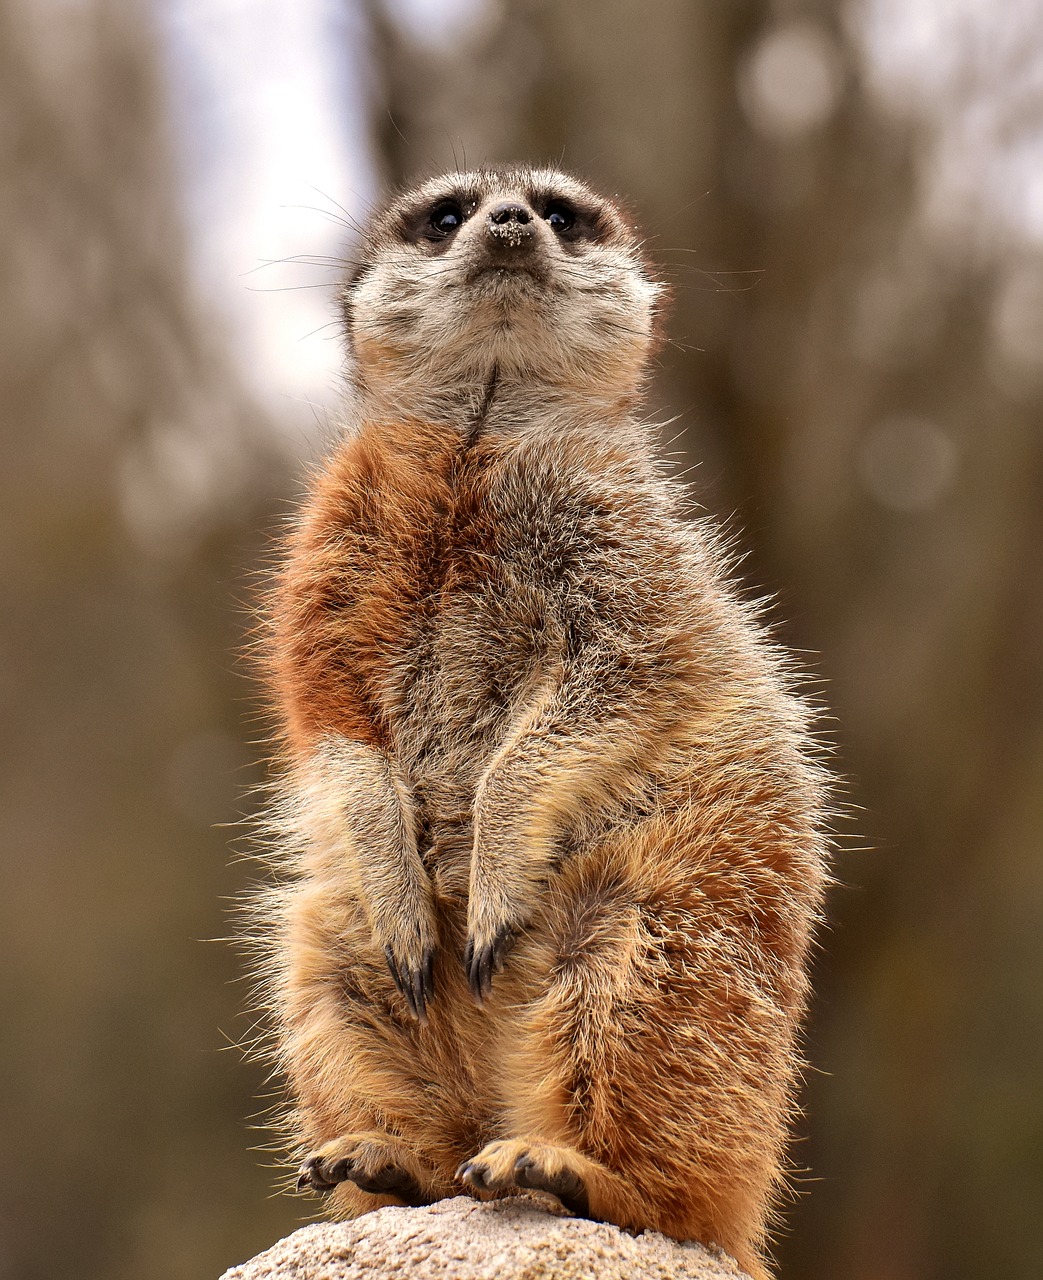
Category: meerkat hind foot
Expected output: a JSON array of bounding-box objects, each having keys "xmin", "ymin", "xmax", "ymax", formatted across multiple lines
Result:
[
  {"xmin": 297, "ymin": 1132, "xmax": 431, "ymax": 1205},
  {"xmin": 457, "ymin": 1139, "xmax": 591, "ymax": 1217}
]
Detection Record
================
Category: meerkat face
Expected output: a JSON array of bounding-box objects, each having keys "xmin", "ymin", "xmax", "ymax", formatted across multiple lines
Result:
[{"xmin": 344, "ymin": 166, "xmax": 662, "ymax": 404}]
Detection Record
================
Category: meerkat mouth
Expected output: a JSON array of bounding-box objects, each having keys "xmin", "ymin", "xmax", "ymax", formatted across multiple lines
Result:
[
  {"xmin": 469, "ymin": 262, "xmax": 546, "ymax": 284},
  {"xmin": 465, "ymin": 255, "xmax": 550, "ymax": 296}
]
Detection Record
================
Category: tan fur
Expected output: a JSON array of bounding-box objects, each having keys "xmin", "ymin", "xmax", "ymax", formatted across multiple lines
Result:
[{"xmin": 248, "ymin": 166, "xmax": 830, "ymax": 1280}]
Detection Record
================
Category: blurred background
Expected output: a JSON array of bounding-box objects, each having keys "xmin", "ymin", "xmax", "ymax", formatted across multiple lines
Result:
[{"xmin": 2, "ymin": 0, "xmax": 1041, "ymax": 1277}]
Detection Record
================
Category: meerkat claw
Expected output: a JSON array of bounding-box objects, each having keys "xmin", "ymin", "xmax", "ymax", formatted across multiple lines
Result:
[
  {"xmin": 383, "ymin": 945, "xmax": 436, "ymax": 1023},
  {"xmin": 421, "ymin": 945, "xmax": 436, "ymax": 1007},
  {"xmin": 410, "ymin": 951, "xmax": 433, "ymax": 1024},
  {"xmin": 464, "ymin": 924, "xmax": 514, "ymax": 1004},
  {"xmin": 296, "ymin": 1154, "xmax": 338, "ymax": 1194},
  {"xmin": 382, "ymin": 945, "xmax": 411, "ymax": 1014},
  {"xmin": 513, "ymin": 1153, "xmax": 590, "ymax": 1217},
  {"xmin": 455, "ymin": 1158, "xmax": 490, "ymax": 1191}
]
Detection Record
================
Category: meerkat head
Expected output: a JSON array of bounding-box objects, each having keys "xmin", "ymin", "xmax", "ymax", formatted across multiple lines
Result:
[{"xmin": 343, "ymin": 166, "xmax": 662, "ymax": 410}]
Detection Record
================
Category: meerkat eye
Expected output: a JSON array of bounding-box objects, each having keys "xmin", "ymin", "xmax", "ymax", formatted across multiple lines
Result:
[
  {"xmin": 544, "ymin": 200, "xmax": 576, "ymax": 233},
  {"xmin": 429, "ymin": 200, "xmax": 464, "ymax": 236}
]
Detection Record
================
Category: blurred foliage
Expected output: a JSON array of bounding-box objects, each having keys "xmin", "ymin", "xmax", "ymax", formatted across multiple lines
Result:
[
  {"xmin": 0, "ymin": 1, "xmax": 299, "ymax": 1275},
  {"xmin": 1, "ymin": 0, "xmax": 1041, "ymax": 1278}
]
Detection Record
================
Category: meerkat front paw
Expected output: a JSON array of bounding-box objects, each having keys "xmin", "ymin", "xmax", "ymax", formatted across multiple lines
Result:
[
  {"xmin": 377, "ymin": 915, "xmax": 437, "ymax": 1023},
  {"xmin": 383, "ymin": 941, "xmax": 436, "ymax": 1023},
  {"xmin": 463, "ymin": 918, "xmax": 517, "ymax": 1004}
]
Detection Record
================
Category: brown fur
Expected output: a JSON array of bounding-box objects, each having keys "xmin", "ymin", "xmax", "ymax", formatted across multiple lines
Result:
[{"xmin": 249, "ymin": 166, "xmax": 830, "ymax": 1280}]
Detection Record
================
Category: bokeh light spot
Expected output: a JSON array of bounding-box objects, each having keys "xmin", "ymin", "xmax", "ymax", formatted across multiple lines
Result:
[
  {"xmin": 858, "ymin": 416, "xmax": 958, "ymax": 512},
  {"xmin": 740, "ymin": 21, "xmax": 844, "ymax": 140}
]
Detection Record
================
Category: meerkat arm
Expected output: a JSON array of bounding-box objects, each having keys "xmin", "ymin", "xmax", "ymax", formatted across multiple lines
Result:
[
  {"xmin": 301, "ymin": 736, "xmax": 437, "ymax": 1020},
  {"xmin": 465, "ymin": 663, "xmax": 654, "ymax": 1000}
]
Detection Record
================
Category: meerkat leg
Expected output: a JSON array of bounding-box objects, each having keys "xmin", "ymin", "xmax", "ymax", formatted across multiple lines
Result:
[
  {"xmin": 464, "ymin": 837, "xmax": 787, "ymax": 1280},
  {"xmin": 280, "ymin": 879, "xmax": 479, "ymax": 1212},
  {"xmin": 286, "ymin": 992, "xmax": 455, "ymax": 1210},
  {"xmin": 284, "ymin": 982, "xmax": 450, "ymax": 1209}
]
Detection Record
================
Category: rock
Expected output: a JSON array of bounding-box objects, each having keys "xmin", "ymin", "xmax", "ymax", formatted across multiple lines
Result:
[{"xmin": 220, "ymin": 1196, "xmax": 750, "ymax": 1279}]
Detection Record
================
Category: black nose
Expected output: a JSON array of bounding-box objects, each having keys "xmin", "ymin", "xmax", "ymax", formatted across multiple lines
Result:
[{"xmin": 488, "ymin": 201, "xmax": 532, "ymax": 226}]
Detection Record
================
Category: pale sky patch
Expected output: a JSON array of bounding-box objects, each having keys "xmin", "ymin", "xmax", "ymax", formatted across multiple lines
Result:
[{"xmin": 155, "ymin": 0, "xmax": 379, "ymax": 439}]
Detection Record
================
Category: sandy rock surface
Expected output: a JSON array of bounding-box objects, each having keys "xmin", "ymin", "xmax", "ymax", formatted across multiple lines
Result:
[{"xmin": 220, "ymin": 1196, "xmax": 750, "ymax": 1280}]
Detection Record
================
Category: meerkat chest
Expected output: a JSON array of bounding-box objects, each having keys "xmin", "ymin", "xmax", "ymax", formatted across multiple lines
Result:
[
  {"xmin": 381, "ymin": 472, "xmax": 568, "ymax": 776},
  {"xmin": 320, "ymin": 432, "xmax": 611, "ymax": 790}
]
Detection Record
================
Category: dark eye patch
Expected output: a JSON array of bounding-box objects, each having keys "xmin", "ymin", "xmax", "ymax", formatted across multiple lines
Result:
[
  {"xmin": 398, "ymin": 191, "xmax": 478, "ymax": 251},
  {"xmin": 528, "ymin": 190, "xmax": 608, "ymax": 245}
]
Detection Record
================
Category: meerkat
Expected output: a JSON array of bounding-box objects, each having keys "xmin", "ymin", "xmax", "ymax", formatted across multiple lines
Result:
[{"xmin": 251, "ymin": 165, "xmax": 830, "ymax": 1280}]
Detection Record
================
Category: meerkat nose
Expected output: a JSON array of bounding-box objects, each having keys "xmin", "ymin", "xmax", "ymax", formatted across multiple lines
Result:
[
  {"xmin": 485, "ymin": 201, "xmax": 537, "ymax": 252},
  {"xmin": 489, "ymin": 201, "xmax": 532, "ymax": 226}
]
